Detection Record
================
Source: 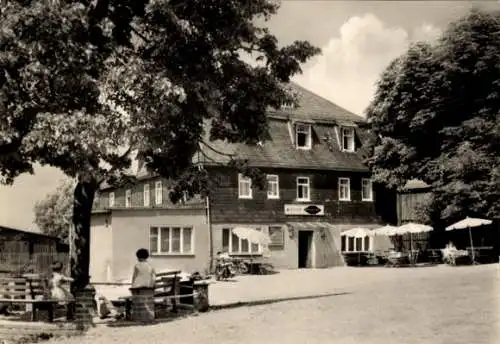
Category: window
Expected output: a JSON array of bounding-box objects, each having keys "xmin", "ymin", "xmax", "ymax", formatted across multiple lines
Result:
[
  {"xmin": 342, "ymin": 235, "xmax": 372, "ymax": 252},
  {"xmin": 267, "ymin": 175, "xmax": 279, "ymax": 199},
  {"xmin": 362, "ymin": 178, "xmax": 373, "ymax": 201},
  {"xmin": 341, "ymin": 127, "xmax": 355, "ymax": 152},
  {"xmin": 125, "ymin": 189, "xmax": 132, "ymax": 208},
  {"xmin": 109, "ymin": 192, "xmax": 115, "ymax": 208},
  {"xmin": 143, "ymin": 184, "xmax": 150, "ymax": 207},
  {"xmin": 150, "ymin": 226, "xmax": 193, "ymax": 255},
  {"xmin": 155, "ymin": 181, "xmax": 162, "ymax": 205},
  {"xmin": 338, "ymin": 178, "xmax": 351, "ymax": 201},
  {"xmin": 222, "ymin": 228, "xmax": 261, "ymax": 254},
  {"xmin": 296, "ymin": 177, "xmax": 310, "ymax": 201},
  {"xmin": 295, "ymin": 123, "xmax": 312, "ymax": 149},
  {"xmin": 238, "ymin": 173, "xmax": 252, "ymax": 199},
  {"xmin": 268, "ymin": 226, "xmax": 285, "ymax": 249},
  {"xmin": 281, "ymin": 102, "xmax": 295, "ymax": 110}
]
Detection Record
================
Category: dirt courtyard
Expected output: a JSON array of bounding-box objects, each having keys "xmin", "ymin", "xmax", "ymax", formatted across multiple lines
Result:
[{"xmin": 4, "ymin": 264, "xmax": 500, "ymax": 344}]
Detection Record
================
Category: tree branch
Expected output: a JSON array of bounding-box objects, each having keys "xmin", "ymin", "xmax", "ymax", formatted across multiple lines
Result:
[
  {"xmin": 130, "ymin": 24, "xmax": 151, "ymax": 44},
  {"xmin": 200, "ymin": 139, "xmax": 235, "ymax": 158},
  {"xmin": 96, "ymin": 145, "xmax": 134, "ymax": 186},
  {"xmin": 197, "ymin": 143, "xmax": 228, "ymax": 166}
]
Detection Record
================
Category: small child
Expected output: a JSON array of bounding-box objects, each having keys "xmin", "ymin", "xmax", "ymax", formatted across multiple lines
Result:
[
  {"xmin": 49, "ymin": 261, "xmax": 74, "ymax": 304},
  {"xmin": 131, "ymin": 248, "xmax": 156, "ymax": 288}
]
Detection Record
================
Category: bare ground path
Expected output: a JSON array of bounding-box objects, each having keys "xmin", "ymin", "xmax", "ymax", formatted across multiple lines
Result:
[{"xmin": 3, "ymin": 264, "xmax": 500, "ymax": 344}]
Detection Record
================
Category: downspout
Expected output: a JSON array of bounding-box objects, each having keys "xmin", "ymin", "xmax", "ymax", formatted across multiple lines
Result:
[{"xmin": 206, "ymin": 195, "xmax": 214, "ymax": 274}]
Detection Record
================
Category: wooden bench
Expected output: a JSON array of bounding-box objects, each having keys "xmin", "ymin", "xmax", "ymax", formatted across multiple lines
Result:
[
  {"xmin": 0, "ymin": 275, "xmax": 59, "ymax": 322},
  {"xmin": 110, "ymin": 271, "xmax": 212, "ymax": 320}
]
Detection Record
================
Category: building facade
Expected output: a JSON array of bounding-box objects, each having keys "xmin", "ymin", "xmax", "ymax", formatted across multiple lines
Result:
[
  {"xmin": 0, "ymin": 226, "xmax": 69, "ymax": 275},
  {"xmin": 90, "ymin": 83, "xmax": 387, "ymax": 282}
]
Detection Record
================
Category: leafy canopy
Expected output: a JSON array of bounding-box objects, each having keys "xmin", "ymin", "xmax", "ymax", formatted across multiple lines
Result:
[
  {"xmin": 0, "ymin": 0, "xmax": 320, "ymax": 197},
  {"xmin": 365, "ymin": 9, "xmax": 500, "ymax": 224},
  {"xmin": 34, "ymin": 179, "xmax": 74, "ymax": 243}
]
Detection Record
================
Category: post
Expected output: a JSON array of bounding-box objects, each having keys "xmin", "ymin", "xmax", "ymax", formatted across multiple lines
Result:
[
  {"xmin": 468, "ymin": 227, "xmax": 476, "ymax": 264},
  {"xmin": 68, "ymin": 223, "xmax": 73, "ymax": 274}
]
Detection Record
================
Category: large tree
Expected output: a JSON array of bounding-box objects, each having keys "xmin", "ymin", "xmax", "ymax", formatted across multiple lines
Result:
[
  {"xmin": 365, "ymin": 9, "xmax": 500, "ymax": 228},
  {"xmin": 34, "ymin": 180, "xmax": 74, "ymax": 243},
  {"xmin": 0, "ymin": 0, "xmax": 320, "ymax": 290}
]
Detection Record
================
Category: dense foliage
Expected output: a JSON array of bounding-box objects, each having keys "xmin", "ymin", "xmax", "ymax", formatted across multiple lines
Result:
[
  {"xmin": 0, "ymin": 0, "xmax": 320, "ymax": 288},
  {"xmin": 365, "ymin": 9, "xmax": 500, "ymax": 226},
  {"xmin": 34, "ymin": 180, "xmax": 74, "ymax": 243}
]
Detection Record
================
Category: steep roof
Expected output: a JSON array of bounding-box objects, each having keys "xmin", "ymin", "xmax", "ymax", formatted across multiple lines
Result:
[
  {"xmin": 195, "ymin": 119, "xmax": 368, "ymax": 171},
  {"xmin": 268, "ymin": 82, "xmax": 365, "ymax": 124},
  {"xmin": 195, "ymin": 83, "xmax": 369, "ymax": 172}
]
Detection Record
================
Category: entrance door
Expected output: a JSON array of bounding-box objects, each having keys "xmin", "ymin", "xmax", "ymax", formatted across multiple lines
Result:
[{"xmin": 298, "ymin": 230, "xmax": 314, "ymax": 268}]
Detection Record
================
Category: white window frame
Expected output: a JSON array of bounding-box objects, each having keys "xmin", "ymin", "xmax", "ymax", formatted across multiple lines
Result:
[
  {"xmin": 109, "ymin": 192, "xmax": 115, "ymax": 208},
  {"xmin": 341, "ymin": 127, "xmax": 355, "ymax": 152},
  {"xmin": 125, "ymin": 189, "xmax": 132, "ymax": 208},
  {"xmin": 338, "ymin": 178, "xmax": 351, "ymax": 201},
  {"xmin": 266, "ymin": 174, "xmax": 280, "ymax": 199},
  {"xmin": 150, "ymin": 226, "xmax": 194, "ymax": 255},
  {"xmin": 343, "ymin": 235, "xmax": 372, "ymax": 253},
  {"xmin": 223, "ymin": 228, "xmax": 262, "ymax": 255},
  {"xmin": 362, "ymin": 178, "xmax": 373, "ymax": 202},
  {"xmin": 238, "ymin": 173, "xmax": 252, "ymax": 199},
  {"xmin": 143, "ymin": 184, "xmax": 150, "ymax": 207},
  {"xmin": 155, "ymin": 181, "xmax": 163, "ymax": 205},
  {"xmin": 296, "ymin": 177, "xmax": 310, "ymax": 202},
  {"xmin": 295, "ymin": 123, "xmax": 312, "ymax": 150}
]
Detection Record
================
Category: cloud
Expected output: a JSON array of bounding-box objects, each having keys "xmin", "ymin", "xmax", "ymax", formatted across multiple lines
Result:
[{"xmin": 293, "ymin": 14, "xmax": 442, "ymax": 116}]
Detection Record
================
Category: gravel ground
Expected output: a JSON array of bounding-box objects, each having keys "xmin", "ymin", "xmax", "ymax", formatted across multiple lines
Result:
[{"xmin": 3, "ymin": 264, "xmax": 500, "ymax": 344}]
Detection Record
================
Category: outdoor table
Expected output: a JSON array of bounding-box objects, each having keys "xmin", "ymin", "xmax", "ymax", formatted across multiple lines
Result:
[
  {"xmin": 466, "ymin": 246, "xmax": 494, "ymax": 264},
  {"xmin": 426, "ymin": 249, "xmax": 442, "ymax": 263},
  {"xmin": 386, "ymin": 252, "xmax": 409, "ymax": 267}
]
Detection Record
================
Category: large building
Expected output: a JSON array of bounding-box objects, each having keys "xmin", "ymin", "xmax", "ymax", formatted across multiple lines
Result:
[{"xmin": 89, "ymin": 83, "xmax": 388, "ymax": 283}]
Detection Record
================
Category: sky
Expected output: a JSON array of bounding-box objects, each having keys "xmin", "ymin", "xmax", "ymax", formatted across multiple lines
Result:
[{"xmin": 1, "ymin": 0, "xmax": 499, "ymax": 231}]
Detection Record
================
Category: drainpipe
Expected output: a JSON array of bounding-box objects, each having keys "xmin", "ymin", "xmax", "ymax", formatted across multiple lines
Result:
[{"xmin": 206, "ymin": 195, "xmax": 214, "ymax": 274}]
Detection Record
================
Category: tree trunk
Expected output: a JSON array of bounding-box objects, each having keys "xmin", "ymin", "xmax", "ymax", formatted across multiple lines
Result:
[{"xmin": 70, "ymin": 178, "xmax": 97, "ymax": 292}]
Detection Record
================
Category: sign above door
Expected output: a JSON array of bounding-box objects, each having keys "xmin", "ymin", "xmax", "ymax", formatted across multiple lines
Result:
[{"xmin": 284, "ymin": 204, "xmax": 325, "ymax": 216}]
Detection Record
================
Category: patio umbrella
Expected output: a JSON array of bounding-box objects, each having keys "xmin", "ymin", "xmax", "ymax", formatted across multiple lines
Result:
[
  {"xmin": 232, "ymin": 227, "xmax": 271, "ymax": 246},
  {"xmin": 372, "ymin": 225, "xmax": 399, "ymax": 236},
  {"xmin": 341, "ymin": 227, "xmax": 374, "ymax": 238},
  {"xmin": 396, "ymin": 222, "xmax": 433, "ymax": 252},
  {"xmin": 445, "ymin": 217, "xmax": 492, "ymax": 264},
  {"xmin": 232, "ymin": 227, "xmax": 272, "ymax": 266}
]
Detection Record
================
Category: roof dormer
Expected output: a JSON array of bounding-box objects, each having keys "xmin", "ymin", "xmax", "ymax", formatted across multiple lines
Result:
[
  {"xmin": 340, "ymin": 125, "xmax": 356, "ymax": 152},
  {"xmin": 295, "ymin": 123, "xmax": 312, "ymax": 150}
]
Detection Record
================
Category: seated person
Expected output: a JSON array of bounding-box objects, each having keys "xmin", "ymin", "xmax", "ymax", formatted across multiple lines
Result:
[{"xmin": 131, "ymin": 248, "xmax": 156, "ymax": 289}]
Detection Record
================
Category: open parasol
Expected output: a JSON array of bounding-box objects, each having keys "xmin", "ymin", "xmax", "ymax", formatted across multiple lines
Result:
[
  {"xmin": 232, "ymin": 227, "xmax": 271, "ymax": 246},
  {"xmin": 341, "ymin": 227, "xmax": 374, "ymax": 238},
  {"xmin": 445, "ymin": 217, "xmax": 492, "ymax": 264},
  {"xmin": 372, "ymin": 225, "xmax": 399, "ymax": 236},
  {"xmin": 396, "ymin": 222, "xmax": 433, "ymax": 253}
]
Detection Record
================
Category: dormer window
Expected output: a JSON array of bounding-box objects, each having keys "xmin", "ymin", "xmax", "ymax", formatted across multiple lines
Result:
[
  {"xmin": 296, "ymin": 123, "xmax": 312, "ymax": 150},
  {"xmin": 341, "ymin": 127, "xmax": 355, "ymax": 152}
]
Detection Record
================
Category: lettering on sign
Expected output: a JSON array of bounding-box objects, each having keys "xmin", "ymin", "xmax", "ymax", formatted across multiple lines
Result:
[{"xmin": 284, "ymin": 204, "xmax": 325, "ymax": 216}]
